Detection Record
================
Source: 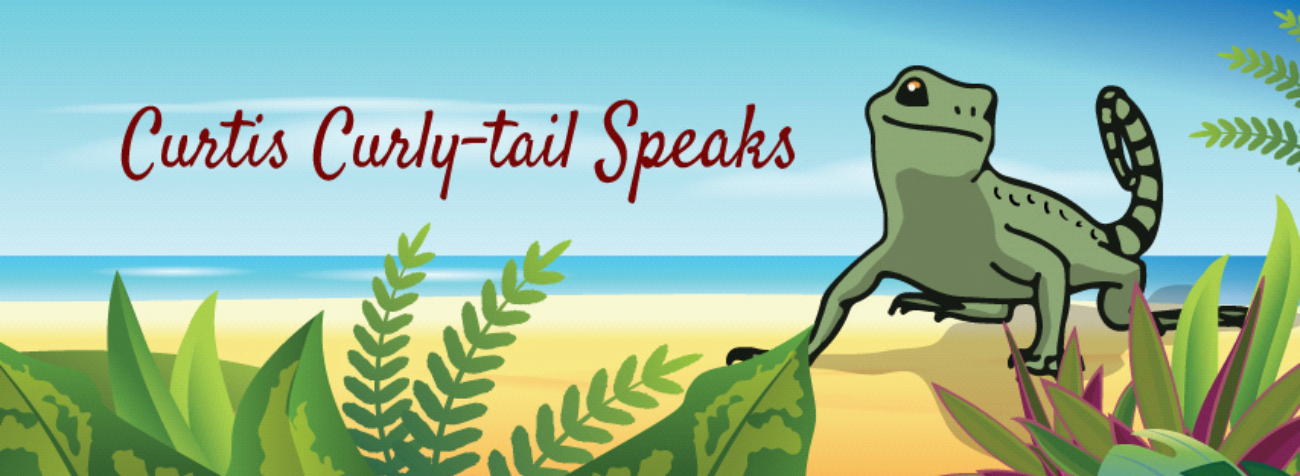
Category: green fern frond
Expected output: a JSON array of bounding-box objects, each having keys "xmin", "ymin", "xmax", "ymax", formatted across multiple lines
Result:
[
  {"xmin": 399, "ymin": 240, "xmax": 572, "ymax": 476},
  {"xmin": 1219, "ymin": 46, "xmax": 1300, "ymax": 107},
  {"xmin": 1277, "ymin": 9, "xmax": 1300, "ymax": 41},
  {"xmin": 1190, "ymin": 117, "xmax": 1300, "ymax": 166},
  {"xmin": 345, "ymin": 223, "xmax": 434, "ymax": 475},
  {"xmin": 488, "ymin": 345, "xmax": 702, "ymax": 475}
]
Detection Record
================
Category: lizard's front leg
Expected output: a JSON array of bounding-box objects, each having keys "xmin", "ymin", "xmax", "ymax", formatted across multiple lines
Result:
[
  {"xmin": 727, "ymin": 242, "xmax": 889, "ymax": 365},
  {"xmin": 997, "ymin": 228, "xmax": 1070, "ymax": 376}
]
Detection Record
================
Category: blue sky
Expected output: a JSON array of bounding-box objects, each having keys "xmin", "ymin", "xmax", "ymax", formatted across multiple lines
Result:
[{"xmin": 1, "ymin": 0, "xmax": 1297, "ymax": 256}]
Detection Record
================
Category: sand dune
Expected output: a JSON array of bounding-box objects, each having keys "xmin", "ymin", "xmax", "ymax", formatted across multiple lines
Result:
[{"xmin": 4, "ymin": 295, "xmax": 1298, "ymax": 475}]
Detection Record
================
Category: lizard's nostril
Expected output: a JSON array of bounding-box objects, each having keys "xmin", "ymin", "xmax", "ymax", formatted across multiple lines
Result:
[
  {"xmin": 953, "ymin": 106, "xmax": 960, "ymax": 115},
  {"xmin": 970, "ymin": 107, "xmax": 976, "ymax": 117}
]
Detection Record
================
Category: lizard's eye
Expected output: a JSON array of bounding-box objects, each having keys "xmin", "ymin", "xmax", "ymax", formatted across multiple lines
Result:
[{"xmin": 896, "ymin": 78, "xmax": 929, "ymax": 107}]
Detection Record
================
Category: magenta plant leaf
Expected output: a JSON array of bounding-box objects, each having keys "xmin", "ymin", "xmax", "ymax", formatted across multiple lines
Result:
[
  {"xmin": 1194, "ymin": 279, "xmax": 1265, "ymax": 448},
  {"xmin": 1241, "ymin": 417, "xmax": 1300, "ymax": 469},
  {"xmin": 1082, "ymin": 365, "xmax": 1105, "ymax": 411}
]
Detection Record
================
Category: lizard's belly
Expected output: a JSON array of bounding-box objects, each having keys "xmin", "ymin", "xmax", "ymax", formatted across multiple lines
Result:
[{"xmin": 887, "ymin": 209, "xmax": 1033, "ymax": 299}]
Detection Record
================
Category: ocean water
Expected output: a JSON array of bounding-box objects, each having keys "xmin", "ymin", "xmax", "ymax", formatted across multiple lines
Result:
[{"xmin": 0, "ymin": 255, "xmax": 1270, "ymax": 303}]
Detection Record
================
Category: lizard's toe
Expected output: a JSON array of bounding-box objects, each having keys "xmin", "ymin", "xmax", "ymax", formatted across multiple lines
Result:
[{"xmin": 727, "ymin": 347, "xmax": 767, "ymax": 365}]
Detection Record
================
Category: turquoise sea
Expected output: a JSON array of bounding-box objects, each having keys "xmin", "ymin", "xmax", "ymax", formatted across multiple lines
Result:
[{"xmin": 0, "ymin": 256, "xmax": 1271, "ymax": 304}]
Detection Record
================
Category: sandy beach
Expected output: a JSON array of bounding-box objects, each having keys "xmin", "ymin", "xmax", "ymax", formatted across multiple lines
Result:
[{"xmin": 4, "ymin": 294, "xmax": 1297, "ymax": 475}]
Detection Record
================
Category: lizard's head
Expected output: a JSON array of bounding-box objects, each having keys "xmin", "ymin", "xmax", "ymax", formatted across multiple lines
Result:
[{"xmin": 867, "ymin": 66, "xmax": 997, "ymax": 179}]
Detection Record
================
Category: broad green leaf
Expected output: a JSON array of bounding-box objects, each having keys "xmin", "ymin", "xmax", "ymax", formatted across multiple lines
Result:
[
  {"xmin": 1043, "ymin": 383, "xmax": 1113, "ymax": 462},
  {"xmin": 574, "ymin": 328, "xmax": 816, "ymax": 476},
  {"xmin": 1130, "ymin": 292, "xmax": 1186, "ymax": 436},
  {"xmin": 229, "ymin": 313, "xmax": 375, "ymax": 476},
  {"xmin": 107, "ymin": 273, "xmax": 211, "ymax": 469},
  {"xmin": 170, "ymin": 291, "xmax": 234, "ymax": 474},
  {"xmin": 1020, "ymin": 420, "xmax": 1100, "ymax": 476},
  {"xmin": 1237, "ymin": 198, "xmax": 1300, "ymax": 422},
  {"xmin": 1099, "ymin": 430, "xmax": 1244, "ymax": 476},
  {"xmin": 0, "ymin": 341, "xmax": 217, "ymax": 476},
  {"xmin": 1174, "ymin": 255, "xmax": 1228, "ymax": 430}
]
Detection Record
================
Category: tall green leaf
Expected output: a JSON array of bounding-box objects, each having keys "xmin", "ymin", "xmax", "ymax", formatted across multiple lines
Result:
[
  {"xmin": 571, "ymin": 328, "xmax": 816, "ymax": 476},
  {"xmin": 937, "ymin": 385, "xmax": 1046, "ymax": 476},
  {"xmin": 1173, "ymin": 255, "xmax": 1229, "ymax": 430},
  {"xmin": 1130, "ymin": 289, "xmax": 1187, "ymax": 437},
  {"xmin": 107, "ymin": 273, "xmax": 211, "ymax": 469},
  {"xmin": 1236, "ymin": 198, "xmax": 1300, "ymax": 423},
  {"xmin": 229, "ymin": 313, "xmax": 375, "ymax": 476},
  {"xmin": 0, "ymin": 341, "xmax": 217, "ymax": 475},
  {"xmin": 170, "ymin": 291, "xmax": 234, "ymax": 474}
]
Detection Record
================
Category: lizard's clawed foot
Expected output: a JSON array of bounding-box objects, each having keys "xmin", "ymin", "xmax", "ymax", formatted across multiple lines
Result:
[
  {"xmin": 1007, "ymin": 348, "xmax": 1060, "ymax": 376},
  {"xmin": 726, "ymin": 347, "xmax": 767, "ymax": 365},
  {"xmin": 888, "ymin": 293, "xmax": 945, "ymax": 318}
]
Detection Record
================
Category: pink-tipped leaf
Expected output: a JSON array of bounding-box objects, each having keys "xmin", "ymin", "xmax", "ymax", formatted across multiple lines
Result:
[
  {"xmin": 1082, "ymin": 365, "xmax": 1104, "ymax": 411},
  {"xmin": 1004, "ymin": 323, "xmax": 1050, "ymax": 427},
  {"xmin": 1109, "ymin": 415, "xmax": 1150, "ymax": 449},
  {"xmin": 935, "ymin": 383, "xmax": 1048, "ymax": 476},
  {"xmin": 1128, "ymin": 285, "xmax": 1187, "ymax": 435}
]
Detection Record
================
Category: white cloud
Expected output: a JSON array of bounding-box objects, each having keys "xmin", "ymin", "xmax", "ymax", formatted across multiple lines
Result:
[
  {"xmin": 305, "ymin": 269, "xmax": 497, "ymax": 282},
  {"xmin": 111, "ymin": 267, "xmax": 246, "ymax": 277},
  {"xmin": 691, "ymin": 159, "xmax": 875, "ymax": 198},
  {"xmin": 55, "ymin": 97, "xmax": 598, "ymax": 115}
]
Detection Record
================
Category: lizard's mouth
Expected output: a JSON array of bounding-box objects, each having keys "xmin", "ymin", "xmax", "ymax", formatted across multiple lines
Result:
[{"xmin": 882, "ymin": 115, "xmax": 984, "ymax": 142}]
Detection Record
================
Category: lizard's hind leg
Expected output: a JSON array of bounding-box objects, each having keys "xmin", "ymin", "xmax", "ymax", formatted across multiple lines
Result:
[{"xmin": 889, "ymin": 292, "xmax": 1014, "ymax": 323}]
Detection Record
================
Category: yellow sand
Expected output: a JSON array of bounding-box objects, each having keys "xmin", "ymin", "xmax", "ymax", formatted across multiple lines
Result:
[{"xmin": 4, "ymin": 295, "xmax": 1298, "ymax": 475}]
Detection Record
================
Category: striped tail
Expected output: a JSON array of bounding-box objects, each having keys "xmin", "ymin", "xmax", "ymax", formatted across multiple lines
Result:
[{"xmin": 1096, "ymin": 86, "xmax": 1162, "ymax": 257}]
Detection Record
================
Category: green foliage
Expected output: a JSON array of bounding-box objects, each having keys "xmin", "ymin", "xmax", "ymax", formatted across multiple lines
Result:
[
  {"xmin": 556, "ymin": 328, "xmax": 816, "ymax": 476},
  {"xmin": 487, "ymin": 345, "xmax": 702, "ymax": 475},
  {"xmin": 0, "ymin": 338, "xmax": 217, "ymax": 475},
  {"xmin": 107, "ymin": 273, "xmax": 212, "ymax": 469},
  {"xmin": 938, "ymin": 244, "xmax": 1300, "ymax": 476},
  {"xmin": 230, "ymin": 313, "xmax": 375, "ymax": 476},
  {"xmin": 1173, "ymin": 255, "xmax": 1227, "ymax": 430},
  {"xmin": 1191, "ymin": 9, "xmax": 1300, "ymax": 168},
  {"xmin": 397, "ymin": 240, "xmax": 571, "ymax": 475},
  {"xmin": 1278, "ymin": 9, "xmax": 1300, "ymax": 42},
  {"xmin": 1234, "ymin": 198, "xmax": 1300, "ymax": 422},
  {"xmin": 344, "ymin": 223, "xmax": 435, "ymax": 474},
  {"xmin": 23, "ymin": 350, "xmax": 258, "ymax": 415},
  {"xmin": 171, "ymin": 291, "xmax": 235, "ymax": 474},
  {"xmin": 1189, "ymin": 118, "xmax": 1300, "ymax": 167}
]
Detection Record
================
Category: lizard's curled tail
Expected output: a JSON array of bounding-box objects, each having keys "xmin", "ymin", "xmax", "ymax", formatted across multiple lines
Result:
[{"xmin": 1097, "ymin": 86, "xmax": 1162, "ymax": 258}]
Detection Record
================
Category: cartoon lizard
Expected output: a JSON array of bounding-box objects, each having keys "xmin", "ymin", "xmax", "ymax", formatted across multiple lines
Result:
[{"xmin": 729, "ymin": 66, "xmax": 1246, "ymax": 375}]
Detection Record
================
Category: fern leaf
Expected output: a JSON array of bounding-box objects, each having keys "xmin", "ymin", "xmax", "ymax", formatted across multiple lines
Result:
[{"xmin": 562, "ymin": 385, "xmax": 613, "ymax": 444}]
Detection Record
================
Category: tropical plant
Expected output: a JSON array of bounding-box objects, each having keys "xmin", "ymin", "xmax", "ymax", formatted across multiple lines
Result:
[
  {"xmin": 484, "ymin": 345, "xmax": 702, "ymax": 475},
  {"xmin": 1191, "ymin": 9, "xmax": 1300, "ymax": 167},
  {"xmin": 936, "ymin": 276, "xmax": 1300, "ymax": 475},
  {"xmin": 394, "ymin": 240, "xmax": 572, "ymax": 475},
  {"xmin": 343, "ymin": 223, "xmax": 436, "ymax": 475}
]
